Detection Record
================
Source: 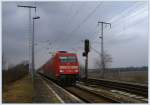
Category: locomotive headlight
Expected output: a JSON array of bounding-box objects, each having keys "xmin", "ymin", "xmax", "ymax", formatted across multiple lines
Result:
[
  {"xmin": 75, "ymin": 69, "xmax": 78, "ymax": 72},
  {"xmin": 60, "ymin": 70, "xmax": 64, "ymax": 73}
]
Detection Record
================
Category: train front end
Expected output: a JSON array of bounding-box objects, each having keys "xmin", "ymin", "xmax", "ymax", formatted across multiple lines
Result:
[{"xmin": 56, "ymin": 52, "xmax": 80, "ymax": 85}]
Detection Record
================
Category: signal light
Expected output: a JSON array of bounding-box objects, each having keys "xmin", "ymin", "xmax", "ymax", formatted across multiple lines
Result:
[
  {"xmin": 82, "ymin": 52, "xmax": 87, "ymax": 56},
  {"xmin": 83, "ymin": 39, "xmax": 90, "ymax": 57},
  {"xmin": 60, "ymin": 70, "xmax": 64, "ymax": 73},
  {"xmin": 84, "ymin": 39, "xmax": 90, "ymax": 53},
  {"xmin": 74, "ymin": 70, "xmax": 78, "ymax": 72}
]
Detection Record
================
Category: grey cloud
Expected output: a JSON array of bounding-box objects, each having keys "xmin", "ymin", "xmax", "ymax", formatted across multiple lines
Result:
[{"xmin": 2, "ymin": 1, "xmax": 148, "ymax": 69}]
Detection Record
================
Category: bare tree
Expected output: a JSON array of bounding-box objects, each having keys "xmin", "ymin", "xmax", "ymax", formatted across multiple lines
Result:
[
  {"xmin": 94, "ymin": 51, "xmax": 112, "ymax": 77},
  {"xmin": 103, "ymin": 52, "xmax": 112, "ymax": 68},
  {"xmin": 95, "ymin": 58, "xmax": 102, "ymax": 69}
]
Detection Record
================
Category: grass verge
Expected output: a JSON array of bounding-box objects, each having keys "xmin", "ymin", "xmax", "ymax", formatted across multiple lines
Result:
[{"xmin": 2, "ymin": 74, "xmax": 33, "ymax": 103}]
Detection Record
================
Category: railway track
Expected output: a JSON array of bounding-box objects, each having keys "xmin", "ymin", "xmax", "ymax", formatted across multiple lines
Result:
[
  {"xmin": 38, "ymin": 74, "xmax": 83, "ymax": 103},
  {"xmin": 82, "ymin": 78, "xmax": 148, "ymax": 97},
  {"xmin": 38, "ymin": 73, "xmax": 147, "ymax": 103},
  {"xmin": 76, "ymin": 82, "xmax": 148, "ymax": 103},
  {"xmin": 39, "ymin": 73, "xmax": 120, "ymax": 103},
  {"xmin": 65, "ymin": 86, "xmax": 120, "ymax": 103}
]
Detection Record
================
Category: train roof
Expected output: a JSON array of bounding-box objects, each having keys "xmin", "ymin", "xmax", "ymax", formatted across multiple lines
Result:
[{"xmin": 55, "ymin": 51, "xmax": 76, "ymax": 56}]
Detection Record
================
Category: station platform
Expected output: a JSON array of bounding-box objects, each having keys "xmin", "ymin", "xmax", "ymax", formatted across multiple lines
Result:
[{"xmin": 33, "ymin": 74, "xmax": 61, "ymax": 103}]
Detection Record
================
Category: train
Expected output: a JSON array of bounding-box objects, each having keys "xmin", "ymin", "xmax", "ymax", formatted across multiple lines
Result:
[{"xmin": 39, "ymin": 51, "xmax": 80, "ymax": 85}]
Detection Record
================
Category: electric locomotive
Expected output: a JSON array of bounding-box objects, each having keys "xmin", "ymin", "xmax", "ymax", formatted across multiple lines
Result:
[{"xmin": 43, "ymin": 51, "xmax": 80, "ymax": 85}]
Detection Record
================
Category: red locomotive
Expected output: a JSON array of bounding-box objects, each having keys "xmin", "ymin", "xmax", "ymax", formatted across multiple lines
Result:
[{"xmin": 42, "ymin": 51, "xmax": 80, "ymax": 85}]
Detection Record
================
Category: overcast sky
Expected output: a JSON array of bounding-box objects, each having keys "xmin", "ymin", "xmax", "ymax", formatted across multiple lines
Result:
[{"xmin": 2, "ymin": 1, "xmax": 148, "ymax": 69}]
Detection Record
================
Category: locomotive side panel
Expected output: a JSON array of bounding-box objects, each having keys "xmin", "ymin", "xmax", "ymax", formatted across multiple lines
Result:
[{"xmin": 44, "ymin": 57, "xmax": 55, "ymax": 79}]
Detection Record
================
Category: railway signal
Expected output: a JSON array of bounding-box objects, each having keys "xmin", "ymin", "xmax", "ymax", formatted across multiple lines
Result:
[
  {"xmin": 83, "ymin": 39, "xmax": 90, "ymax": 57},
  {"xmin": 84, "ymin": 39, "xmax": 90, "ymax": 53},
  {"xmin": 82, "ymin": 52, "xmax": 87, "ymax": 57},
  {"xmin": 83, "ymin": 39, "xmax": 90, "ymax": 80}
]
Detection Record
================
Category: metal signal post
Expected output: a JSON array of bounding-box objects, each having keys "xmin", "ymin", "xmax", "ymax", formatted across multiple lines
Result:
[
  {"xmin": 98, "ymin": 21, "xmax": 111, "ymax": 78},
  {"xmin": 83, "ymin": 39, "xmax": 90, "ymax": 80},
  {"xmin": 85, "ymin": 53, "xmax": 88, "ymax": 80}
]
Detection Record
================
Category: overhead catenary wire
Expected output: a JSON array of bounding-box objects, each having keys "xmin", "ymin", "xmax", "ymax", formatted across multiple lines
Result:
[
  {"xmin": 66, "ymin": 3, "xmax": 85, "ymax": 25},
  {"xmin": 65, "ymin": 3, "xmax": 137, "ymax": 45},
  {"xmin": 50, "ymin": 3, "xmax": 85, "ymax": 45},
  {"xmin": 40, "ymin": 2, "xmax": 145, "ymax": 56},
  {"xmin": 73, "ymin": 25, "xmax": 99, "ymax": 46},
  {"xmin": 73, "ymin": 2, "xmax": 144, "ymax": 48},
  {"xmin": 69, "ymin": 3, "xmax": 101, "ymax": 37},
  {"xmin": 105, "ymin": 2, "xmax": 146, "ymax": 32},
  {"xmin": 90, "ymin": 2, "xmax": 146, "ymax": 44},
  {"xmin": 59, "ymin": 2, "xmax": 102, "ymax": 45},
  {"xmin": 90, "ymin": 46, "xmax": 101, "ymax": 56},
  {"xmin": 39, "ymin": 2, "xmax": 143, "ymax": 51}
]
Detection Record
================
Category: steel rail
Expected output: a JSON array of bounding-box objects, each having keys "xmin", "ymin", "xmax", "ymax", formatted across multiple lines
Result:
[
  {"xmin": 83, "ymin": 78, "xmax": 148, "ymax": 97},
  {"xmin": 38, "ymin": 73, "xmax": 83, "ymax": 103},
  {"xmin": 65, "ymin": 86, "xmax": 120, "ymax": 103},
  {"xmin": 38, "ymin": 72, "xmax": 120, "ymax": 103}
]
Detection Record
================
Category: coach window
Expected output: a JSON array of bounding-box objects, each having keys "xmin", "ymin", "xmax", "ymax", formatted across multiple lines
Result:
[
  {"xmin": 60, "ymin": 57, "xmax": 67, "ymax": 63},
  {"xmin": 67, "ymin": 56, "xmax": 76, "ymax": 62},
  {"xmin": 60, "ymin": 56, "xmax": 77, "ymax": 63}
]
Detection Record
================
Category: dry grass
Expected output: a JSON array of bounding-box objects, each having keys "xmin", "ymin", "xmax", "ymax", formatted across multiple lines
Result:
[
  {"xmin": 2, "ymin": 64, "xmax": 28, "ymax": 85},
  {"xmin": 2, "ymin": 75, "xmax": 34, "ymax": 103},
  {"xmin": 89, "ymin": 70, "xmax": 148, "ymax": 84}
]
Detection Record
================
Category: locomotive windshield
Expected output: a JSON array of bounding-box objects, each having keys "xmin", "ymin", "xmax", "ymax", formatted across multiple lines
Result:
[{"xmin": 60, "ymin": 56, "xmax": 77, "ymax": 63}]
